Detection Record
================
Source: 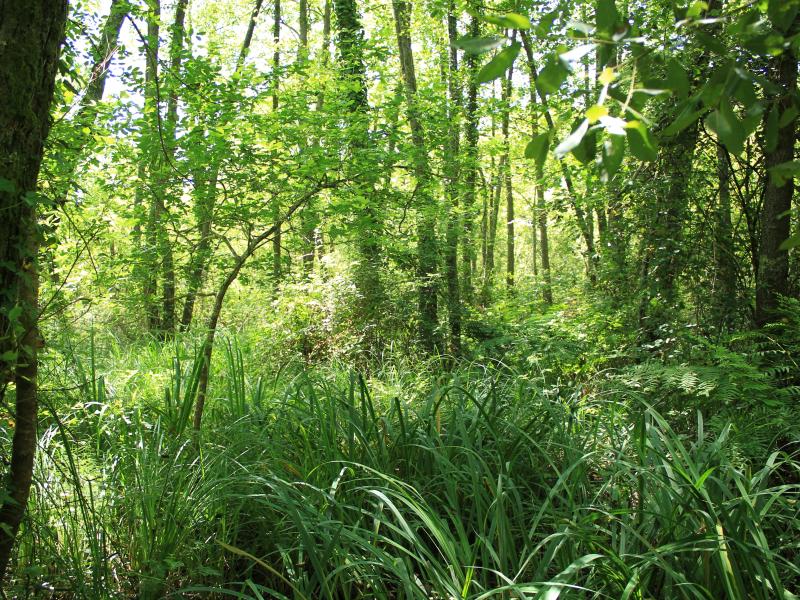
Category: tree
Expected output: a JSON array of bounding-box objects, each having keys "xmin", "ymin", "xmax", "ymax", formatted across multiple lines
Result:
[
  {"xmin": 333, "ymin": 0, "xmax": 386, "ymax": 351},
  {"xmin": 392, "ymin": 0, "xmax": 440, "ymax": 352},
  {"xmin": 0, "ymin": 0, "xmax": 68, "ymax": 579},
  {"xmin": 755, "ymin": 14, "xmax": 799, "ymax": 326}
]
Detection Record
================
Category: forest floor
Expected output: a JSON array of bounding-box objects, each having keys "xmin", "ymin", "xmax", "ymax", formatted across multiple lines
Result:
[{"xmin": 5, "ymin": 302, "xmax": 800, "ymax": 599}]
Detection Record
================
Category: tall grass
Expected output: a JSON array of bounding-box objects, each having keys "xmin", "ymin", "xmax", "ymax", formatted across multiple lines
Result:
[{"xmin": 8, "ymin": 335, "xmax": 800, "ymax": 598}]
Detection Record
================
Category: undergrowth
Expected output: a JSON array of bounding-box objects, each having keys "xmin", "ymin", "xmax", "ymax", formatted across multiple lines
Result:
[{"xmin": 4, "ymin": 315, "xmax": 799, "ymax": 599}]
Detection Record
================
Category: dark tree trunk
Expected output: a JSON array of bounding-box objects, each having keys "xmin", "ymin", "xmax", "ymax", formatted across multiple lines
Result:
[
  {"xmin": 461, "ymin": 14, "xmax": 479, "ymax": 305},
  {"xmin": 756, "ymin": 32, "xmax": 798, "ymax": 326},
  {"xmin": 519, "ymin": 31, "xmax": 553, "ymax": 304},
  {"xmin": 713, "ymin": 144, "xmax": 737, "ymax": 329},
  {"xmin": 334, "ymin": 0, "xmax": 386, "ymax": 350},
  {"xmin": 443, "ymin": 5, "xmax": 462, "ymax": 355},
  {"xmin": 271, "ymin": 0, "xmax": 283, "ymax": 284},
  {"xmin": 392, "ymin": 0, "xmax": 440, "ymax": 353},
  {"xmin": 135, "ymin": 0, "xmax": 162, "ymax": 333},
  {"xmin": 637, "ymin": 0, "xmax": 720, "ymax": 339},
  {"xmin": 0, "ymin": 0, "xmax": 67, "ymax": 580}
]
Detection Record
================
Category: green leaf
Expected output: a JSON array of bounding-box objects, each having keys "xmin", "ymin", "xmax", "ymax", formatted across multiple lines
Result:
[
  {"xmin": 705, "ymin": 102, "xmax": 746, "ymax": 154},
  {"xmin": 666, "ymin": 59, "xmax": 689, "ymax": 99},
  {"xmin": 477, "ymin": 42, "xmax": 521, "ymax": 84},
  {"xmin": 0, "ymin": 350, "xmax": 18, "ymax": 363},
  {"xmin": 663, "ymin": 105, "xmax": 706, "ymax": 136},
  {"xmin": 481, "ymin": 12, "xmax": 531, "ymax": 30},
  {"xmin": 768, "ymin": 0, "xmax": 800, "ymax": 33},
  {"xmin": 535, "ymin": 9, "xmax": 559, "ymax": 38},
  {"xmin": 625, "ymin": 120, "xmax": 658, "ymax": 161},
  {"xmin": 779, "ymin": 233, "xmax": 800, "ymax": 250},
  {"xmin": 779, "ymin": 104, "xmax": 799, "ymax": 128},
  {"xmin": 555, "ymin": 119, "xmax": 589, "ymax": 158},
  {"xmin": 686, "ymin": 0, "xmax": 709, "ymax": 19},
  {"xmin": 768, "ymin": 160, "xmax": 800, "ymax": 187},
  {"xmin": 0, "ymin": 178, "xmax": 16, "ymax": 194},
  {"xmin": 571, "ymin": 128, "xmax": 597, "ymax": 164},
  {"xmin": 537, "ymin": 58, "xmax": 570, "ymax": 96},
  {"xmin": 525, "ymin": 132, "xmax": 550, "ymax": 170},
  {"xmin": 596, "ymin": 0, "xmax": 619, "ymax": 32},
  {"xmin": 601, "ymin": 135, "xmax": 625, "ymax": 180},
  {"xmin": 453, "ymin": 36, "xmax": 503, "ymax": 55}
]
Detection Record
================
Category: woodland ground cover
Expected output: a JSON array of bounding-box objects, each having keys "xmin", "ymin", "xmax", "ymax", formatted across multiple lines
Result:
[{"xmin": 4, "ymin": 297, "xmax": 798, "ymax": 598}]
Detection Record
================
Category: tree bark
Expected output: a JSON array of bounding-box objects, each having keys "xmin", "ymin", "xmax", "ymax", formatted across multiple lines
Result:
[
  {"xmin": 756, "ymin": 31, "xmax": 798, "ymax": 326},
  {"xmin": 461, "ymin": 14, "xmax": 480, "ymax": 305},
  {"xmin": 712, "ymin": 143, "xmax": 737, "ymax": 330},
  {"xmin": 519, "ymin": 31, "xmax": 553, "ymax": 304},
  {"xmin": 443, "ymin": 5, "xmax": 462, "ymax": 355},
  {"xmin": 179, "ymin": 1, "xmax": 266, "ymax": 330},
  {"xmin": 392, "ymin": 0, "xmax": 440, "ymax": 353},
  {"xmin": 334, "ymin": 0, "xmax": 386, "ymax": 350},
  {"xmin": 271, "ymin": 0, "xmax": 283, "ymax": 284},
  {"xmin": 0, "ymin": 0, "xmax": 67, "ymax": 580}
]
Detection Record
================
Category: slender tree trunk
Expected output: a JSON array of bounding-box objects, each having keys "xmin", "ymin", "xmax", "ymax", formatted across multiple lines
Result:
[
  {"xmin": 531, "ymin": 200, "xmax": 538, "ymax": 278},
  {"xmin": 180, "ymin": 167, "xmax": 217, "ymax": 331},
  {"xmin": 54, "ymin": 0, "xmax": 128, "ymax": 203},
  {"xmin": 179, "ymin": 1, "xmax": 266, "ymax": 330},
  {"xmin": 334, "ymin": 0, "xmax": 385, "ymax": 350},
  {"xmin": 712, "ymin": 144, "xmax": 737, "ymax": 329},
  {"xmin": 484, "ymin": 157, "xmax": 503, "ymax": 301},
  {"xmin": 152, "ymin": 0, "xmax": 188, "ymax": 337},
  {"xmin": 392, "ymin": 0, "xmax": 440, "ymax": 352},
  {"xmin": 443, "ymin": 5, "xmax": 462, "ymax": 355},
  {"xmin": 756, "ymin": 27, "xmax": 798, "ymax": 326},
  {"xmin": 520, "ymin": 30, "xmax": 593, "ymax": 286},
  {"xmin": 298, "ymin": 0, "xmax": 317, "ymax": 275},
  {"xmin": 237, "ymin": 0, "xmax": 266, "ymax": 71},
  {"xmin": 501, "ymin": 60, "xmax": 515, "ymax": 290},
  {"xmin": 506, "ymin": 162, "xmax": 515, "ymax": 290},
  {"xmin": 193, "ymin": 186, "xmax": 323, "ymax": 430},
  {"xmin": 461, "ymin": 14, "xmax": 479, "ymax": 305},
  {"xmin": 519, "ymin": 31, "xmax": 553, "ymax": 304},
  {"xmin": 271, "ymin": 0, "xmax": 283, "ymax": 283},
  {"xmin": 0, "ymin": 0, "xmax": 67, "ymax": 580},
  {"xmin": 135, "ymin": 0, "xmax": 162, "ymax": 333},
  {"xmin": 537, "ymin": 181, "xmax": 553, "ymax": 304}
]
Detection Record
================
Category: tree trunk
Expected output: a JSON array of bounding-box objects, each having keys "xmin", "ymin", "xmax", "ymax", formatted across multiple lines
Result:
[
  {"xmin": 712, "ymin": 144, "xmax": 737, "ymax": 330},
  {"xmin": 0, "ymin": 0, "xmax": 67, "ymax": 580},
  {"xmin": 334, "ymin": 0, "xmax": 385, "ymax": 350},
  {"xmin": 519, "ymin": 31, "xmax": 553, "ymax": 304},
  {"xmin": 506, "ymin": 161, "xmax": 515, "ymax": 290},
  {"xmin": 179, "ymin": 1, "xmax": 266, "ymax": 330},
  {"xmin": 271, "ymin": 0, "xmax": 283, "ymax": 284},
  {"xmin": 520, "ymin": 30, "xmax": 593, "ymax": 287},
  {"xmin": 180, "ymin": 167, "xmax": 217, "ymax": 331},
  {"xmin": 756, "ymin": 29, "xmax": 798, "ymax": 326},
  {"xmin": 392, "ymin": 0, "xmax": 440, "ymax": 353},
  {"xmin": 298, "ymin": 0, "xmax": 317, "ymax": 276},
  {"xmin": 637, "ymin": 0, "xmax": 720, "ymax": 339},
  {"xmin": 193, "ymin": 185, "xmax": 323, "ymax": 431},
  {"xmin": 135, "ymin": 0, "xmax": 162, "ymax": 333},
  {"xmin": 443, "ymin": 5, "xmax": 462, "ymax": 355},
  {"xmin": 538, "ymin": 180, "xmax": 553, "ymax": 305},
  {"xmin": 461, "ymin": 14, "xmax": 480, "ymax": 305}
]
